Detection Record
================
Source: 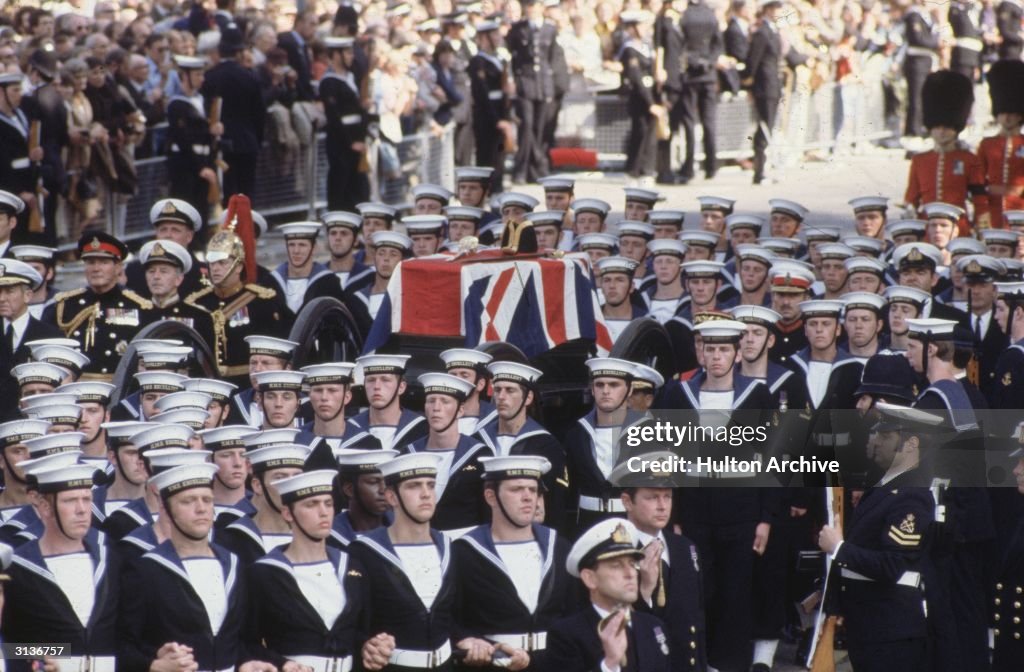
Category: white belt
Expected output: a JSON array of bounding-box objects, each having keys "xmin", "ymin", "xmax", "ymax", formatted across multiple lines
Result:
[
  {"xmin": 641, "ymin": 75, "xmax": 654, "ymax": 88},
  {"xmin": 288, "ymin": 655, "xmax": 354, "ymax": 672},
  {"xmin": 53, "ymin": 657, "xmax": 116, "ymax": 672},
  {"xmin": 388, "ymin": 641, "xmax": 452, "ymax": 668},
  {"xmin": 906, "ymin": 46, "xmax": 938, "ymax": 59},
  {"xmin": 814, "ymin": 432, "xmax": 851, "ymax": 447},
  {"xmin": 341, "ymin": 114, "xmax": 362, "ymax": 125},
  {"xmin": 488, "ymin": 90, "xmax": 504, "ymax": 100},
  {"xmin": 486, "ymin": 632, "xmax": 548, "ymax": 651},
  {"xmin": 11, "ymin": 157, "xmax": 30, "ymax": 170},
  {"xmin": 954, "ymin": 37, "xmax": 983, "ymax": 51},
  {"xmin": 192, "ymin": 144, "xmax": 211, "ymax": 155},
  {"xmin": 579, "ymin": 495, "xmax": 626, "ymax": 513},
  {"xmin": 841, "ymin": 568, "xmax": 921, "ymax": 588}
]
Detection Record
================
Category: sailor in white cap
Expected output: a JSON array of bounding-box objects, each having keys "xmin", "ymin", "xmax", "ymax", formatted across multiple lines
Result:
[
  {"xmin": 726, "ymin": 214, "xmax": 765, "ymax": 252},
  {"xmin": 464, "ymin": 21, "xmax": 510, "ymax": 202},
  {"xmin": 579, "ymin": 233, "xmax": 619, "ymax": 267},
  {"xmin": 992, "ymin": 282, "xmax": 1024, "ymax": 412},
  {"xmin": 5, "ymin": 460, "xmax": 120, "ymax": 669},
  {"xmin": 647, "ymin": 210, "xmax": 684, "ymax": 242},
  {"xmin": 813, "ymin": 243, "xmax": 854, "ymax": 300},
  {"xmin": 343, "ymin": 354, "xmax": 427, "ymax": 453},
  {"xmin": 123, "ymin": 199, "xmax": 205, "ymax": 298},
  {"xmin": 405, "ymin": 373, "xmax": 490, "ymax": 532},
  {"xmin": 8, "ymin": 243, "xmax": 58, "ymax": 320},
  {"xmin": 331, "ymin": 449, "xmax": 400, "ymax": 547},
  {"xmin": 131, "ymin": 371, "xmax": 186, "ymax": 421},
  {"xmin": 440, "ymin": 348, "xmax": 497, "ymax": 435},
  {"xmin": 413, "ymin": 184, "xmax": 454, "ymax": 215},
  {"xmin": 119, "ymin": 462, "xmax": 277, "ymax": 671},
  {"xmin": 572, "ymin": 199, "xmax": 613, "ymax": 241},
  {"xmin": 194, "ymin": 425, "xmax": 256, "ymax": 527},
  {"xmin": 565, "ymin": 358, "xmax": 647, "ymax": 532},
  {"xmin": 451, "ymin": 455, "xmax": 568, "ymax": 671},
  {"xmin": 545, "ymin": 518, "xmax": 671, "ymax": 672},
  {"xmin": 164, "ymin": 51, "xmax": 218, "ymax": 224},
  {"xmin": 477, "ymin": 361, "xmax": 567, "ymax": 528},
  {"xmin": 352, "ymin": 230, "xmax": 413, "ymax": 322},
  {"xmin": 0, "ymin": 191, "xmax": 25, "ymax": 257},
  {"xmin": 849, "ymin": 196, "xmax": 889, "ymax": 242},
  {"xmin": 643, "ymin": 239, "xmax": 687, "ymax": 324},
  {"xmin": 884, "ymin": 286, "xmax": 931, "ymax": 352},
  {"xmin": 270, "ymin": 221, "xmax": 331, "ymax": 314},
  {"xmin": 697, "ymin": 196, "xmax": 736, "ymax": 258},
  {"xmin": 730, "ymin": 244, "xmax": 774, "ymax": 308},
  {"xmin": 623, "ymin": 188, "xmax": 660, "ymax": 222},
  {"xmin": 443, "ymin": 206, "xmax": 487, "ymax": 248},
  {"xmin": 454, "ymin": 167, "xmax": 497, "ymax": 217},
  {"xmin": 730, "ymin": 305, "xmax": 806, "ymax": 410},
  {"xmin": 347, "ymin": 452, "xmax": 463, "ymax": 670},
  {"xmin": 314, "ymin": 211, "xmax": 374, "ymax": 295},
  {"xmin": 906, "ymin": 319, "xmax": 988, "ymax": 431},
  {"xmin": 221, "ymin": 334, "xmax": 297, "ymax": 428},
  {"xmin": 215, "ymin": 444, "xmax": 308, "ymax": 565},
  {"xmin": 354, "ymin": 202, "xmax": 398, "ymax": 266},
  {"xmin": 12, "ymin": 361, "xmax": 70, "ymax": 405},
  {"xmin": 293, "ymin": 362, "xmax": 356, "ymax": 451},
  {"xmin": 980, "ymin": 228, "xmax": 1020, "ymax": 259},
  {"xmin": 940, "ymin": 237, "xmax": 986, "ymax": 312},
  {"xmin": 320, "ymin": 34, "xmax": 370, "ymax": 212},
  {"xmin": 842, "ymin": 292, "xmax": 887, "ymax": 362},
  {"xmin": 678, "ymin": 230, "xmax": 719, "ymax": 264},
  {"xmin": 0, "ymin": 419, "xmax": 50, "ymax": 529},
  {"xmin": 404, "ymin": 214, "xmax": 447, "ymax": 257},
  {"xmin": 768, "ymin": 198, "xmax": 808, "ymax": 235},
  {"xmin": 245, "ymin": 468, "xmax": 368, "ymax": 671},
  {"xmin": 59, "ymin": 381, "xmax": 114, "ymax": 468},
  {"xmin": 844, "ymin": 256, "xmax": 887, "ymax": 295},
  {"xmin": 615, "ymin": 221, "xmax": 655, "ymax": 285},
  {"xmin": 252, "ymin": 370, "xmax": 306, "ymax": 430},
  {"xmin": 91, "ymin": 421, "xmax": 155, "ymax": 519},
  {"xmin": 921, "ymin": 202, "xmax": 966, "ymax": 263},
  {"xmin": 596, "ymin": 257, "xmax": 645, "ymax": 344},
  {"xmin": 182, "ymin": 377, "xmax": 237, "ymax": 428},
  {"xmin": 628, "ymin": 363, "xmax": 664, "ymax": 412},
  {"xmin": 784, "ymin": 300, "xmax": 854, "ymax": 411}
]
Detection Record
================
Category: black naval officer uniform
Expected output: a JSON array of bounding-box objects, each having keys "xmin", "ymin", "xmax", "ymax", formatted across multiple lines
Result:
[
  {"xmin": 902, "ymin": 7, "xmax": 940, "ymax": 137},
  {"xmin": 0, "ymin": 306, "xmax": 63, "ymax": 420},
  {"xmin": 678, "ymin": 0, "xmax": 723, "ymax": 180},
  {"xmin": 620, "ymin": 38, "xmax": 659, "ymax": 179},
  {"xmin": 745, "ymin": 15, "xmax": 782, "ymax": 184},
  {"xmin": 320, "ymin": 70, "xmax": 370, "ymax": 212},
  {"xmin": 402, "ymin": 435, "xmax": 492, "ymax": 533},
  {"xmin": 992, "ymin": 510, "xmax": 1024, "ymax": 672},
  {"xmin": 0, "ymin": 105, "xmax": 38, "ymax": 232},
  {"xmin": 469, "ymin": 49, "xmax": 510, "ymax": 194},
  {"xmin": 201, "ymin": 55, "xmax": 265, "ymax": 203},
  {"xmin": 165, "ymin": 93, "xmax": 214, "ymax": 224},
  {"xmin": 506, "ymin": 17, "xmax": 560, "ymax": 182},
  {"xmin": 948, "ymin": 1, "xmax": 983, "ymax": 79},
  {"xmin": 655, "ymin": 4, "xmax": 685, "ymax": 183},
  {"xmin": 768, "ymin": 319, "xmax": 807, "ymax": 366},
  {"xmin": 990, "ymin": 337, "xmax": 1024, "ymax": 425},
  {"xmin": 148, "ymin": 296, "xmax": 217, "ymax": 355},
  {"xmin": 124, "ymin": 252, "xmax": 207, "ymax": 300},
  {"xmin": 543, "ymin": 606, "xmax": 672, "ymax": 672}
]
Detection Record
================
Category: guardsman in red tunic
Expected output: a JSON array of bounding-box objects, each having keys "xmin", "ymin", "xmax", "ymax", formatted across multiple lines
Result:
[
  {"xmin": 904, "ymin": 70, "xmax": 988, "ymax": 234},
  {"xmin": 977, "ymin": 60, "xmax": 1024, "ymax": 228}
]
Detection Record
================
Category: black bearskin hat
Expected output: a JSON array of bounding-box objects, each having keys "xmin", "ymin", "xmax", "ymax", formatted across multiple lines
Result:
[
  {"xmin": 988, "ymin": 60, "xmax": 1024, "ymax": 116},
  {"xmin": 923, "ymin": 70, "xmax": 974, "ymax": 132}
]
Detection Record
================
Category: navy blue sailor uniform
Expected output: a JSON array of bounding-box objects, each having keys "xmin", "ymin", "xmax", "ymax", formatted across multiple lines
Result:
[
  {"xmin": 453, "ymin": 524, "xmax": 572, "ymax": 671},
  {"xmin": 992, "ymin": 511, "xmax": 1024, "ymax": 672},
  {"xmin": 342, "ymin": 409, "xmax": 429, "ymax": 454},
  {"xmin": 2, "ymin": 530, "xmax": 119, "ymax": 672},
  {"xmin": 271, "ymin": 260, "xmax": 336, "ymax": 316},
  {"xmin": 215, "ymin": 513, "xmax": 293, "ymax": 567},
  {"xmin": 98, "ymin": 495, "xmax": 156, "ymax": 541},
  {"xmin": 165, "ymin": 93, "xmax": 215, "ymax": 220},
  {"xmin": 459, "ymin": 400, "xmax": 498, "ymax": 438},
  {"xmin": 320, "ymin": 71, "xmax": 370, "ymax": 213},
  {"xmin": 327, "ymin": 509, "xmax": 393, "ymax": 551},
  {"xmin": 542, "ymin": 605, "xmax": 672, "ymax": 672},
  {"xmin": 991, "ymin": 337, "xmax": 1024, "ymax": 418},
  {"xmin": 245, "ymin": 546, "xmax": 370, "ymax": 671},
  {"xmin": 347, "ymin": 527, "xmax": 458, "ymax": 671},
  {"xmin": 402, "ymin": 435, "xmax": 492, "ymax": 533},
  {"xmin": 0, "ymin": 106, "xmax": 35, "ymax": 228},
  {"xmin": 306, "ymin": 259, "xmax": 375, "ymax": 301}
]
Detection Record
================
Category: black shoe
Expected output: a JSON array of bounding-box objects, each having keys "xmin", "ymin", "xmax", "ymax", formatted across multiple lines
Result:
[
  {"xmin": 705, "ymin": 170, "xmax": 717, "ymax": 180},
  {"xmin": 656, "ymin": 174, "xmax": 678, "ymax": 185},
  {"xmin": 750, "ymin": 664, "xmax": 771, "ymax": 672},
  {"xmin": 753, "ymin": 174, "xmax": 765, "ymax": 185}
]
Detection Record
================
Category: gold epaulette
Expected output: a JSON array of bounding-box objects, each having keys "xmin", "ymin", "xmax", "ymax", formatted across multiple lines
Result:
[
  {"xmin": 245, "ymin": 283, "xmax": 277, "ymax": 299},
  {"xmin": 184, "ymin": 286, "xmax": 214, "ymax": 305},
  {"xmin": 53, "ymin": 287, "xmax": 87, "ymax": 303},
  {"xmin": 122, "ymin": 289, "xmax": 154, "ymax": 310}
]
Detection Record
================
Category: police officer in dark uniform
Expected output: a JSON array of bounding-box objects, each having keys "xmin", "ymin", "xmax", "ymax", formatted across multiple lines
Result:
[
  {"xmin": 320, "ymin": 37, "xmax": 370, "ymax": 212},
  {"xmin": 903, "ymin": 4, "xmax": 940, "ymax": 137},
  {"xmin": 43, "ymin": 231, "xmax": 154, "ymax": 379},
  {"xmin": 744, "ymin": 0, "xmax": 783, "ymax": 184},
  {"xmin": 469, "ymin": 22, "xmax": 513, "ymax": 194},
  {"xmin": 948, "ymin": 1, "xmax": 983, "ymax": 80},
  {"xmin": 619, "ymin": 12, "xmax": 661, "ymax": 180},
  {"xmin": 679, "ymin": 0, "xmax": 723, "ymax": 181}
]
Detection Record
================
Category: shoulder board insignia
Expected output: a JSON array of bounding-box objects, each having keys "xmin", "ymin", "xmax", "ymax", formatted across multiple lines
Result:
[
  {"xmin": 184, "ymin": 286, "xmax": 214, "ymax": 304},
  {"xmin": 246, "ymin": 283, "xmax": 277, "ymax": 299},
  {"xmin": 462, "ymin": 464, "xmax": 477, "ymax": 471},
  {"xmin": 122, "ymin": 289, "xmax": 154, "ymax": 310},
  {"xmin": 1003, "ymin": 371, "xmax": 1012, "ymax": 387},
  {"xmin": 54, "ymin": 288, "xmax": 87, "ymax": 302},
  {"xmin": 347, "ymin": 569, "xmax": 362, "ymax": 577}
]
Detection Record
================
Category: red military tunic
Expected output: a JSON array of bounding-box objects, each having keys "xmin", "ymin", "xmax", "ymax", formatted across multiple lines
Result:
[
  {"xmin": 977, "ymin": 133, "xmax": 1024, "ymax": 228},
  {"xmin": 905, "ymin": 147, "xmax": 989, "ymax": 234}
]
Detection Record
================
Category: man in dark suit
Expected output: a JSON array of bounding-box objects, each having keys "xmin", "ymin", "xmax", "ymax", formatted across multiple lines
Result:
[
  {"xmin": 544, "ymin": 518, "xmax": 672, "ymax": 672},
  {"xmin": 956, "ymin": 255, "xmax": 1009, "ymax": 403},
  {"xmin": 723, "ymin": 0, "xmax": 752, "ymax": 94},
  {"xmin": 744, "ymin": 0, "xmax": 783, "ymax": 184},
  {"xmin": 679, "ymin": 0, "xmax": 724, "ymax": 181},
  {"xmin": 201, "ymin": 25, "xmax": 265, "ymax": 204},
  {"xmin": 278, "ymin": 9, "xmax": 318, "ymax": 102}
]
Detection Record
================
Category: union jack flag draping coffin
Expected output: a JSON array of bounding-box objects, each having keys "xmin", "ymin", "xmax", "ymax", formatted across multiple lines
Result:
[{"xmin": 362, "ymin": 253, "xmax": 614, "ymax": 357}]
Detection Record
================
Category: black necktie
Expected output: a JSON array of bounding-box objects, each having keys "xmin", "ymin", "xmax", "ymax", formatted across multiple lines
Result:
[{"xmin": 3, "ymin": 323, "xmax": 14, "ymax": 357}]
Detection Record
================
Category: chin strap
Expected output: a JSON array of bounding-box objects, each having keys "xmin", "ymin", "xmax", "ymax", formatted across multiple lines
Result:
[
  {"xmin": 162, "ymin": 496, "xmax": 209, "ymax": 542},
  {"xmin": 287, "ymin": 504, "xmax": 324, "ymax": 543}
]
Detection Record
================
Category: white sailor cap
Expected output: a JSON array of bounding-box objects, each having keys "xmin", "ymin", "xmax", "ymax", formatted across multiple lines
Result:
[
  {"xmin": 538, "ymin": 176, "xmax": 575, "ymax": 192},
  {"xmin": 768, "ymin": 260, "xmax": 815, "ymax": 293},
  {"xmin": 585, "ymin": 357, "xmax": 635, "ymax": 380},
  {"xmin": 276, "ymin": 469, "xmax": 338, "ymax": 504},
  {"xmin": 248, "ymin": 444, "xmax": 309, "ymax": 473},
  {"xmin": 922, "ymin": 202, "xmax": 965, "ymax": 222},
  {"xmin": 26, "ymin": 338, "xmax": 81, "ymax": 352},
  {"xmin": 182, "ymin": 378, "xmax": 237, "ymax": 403},
  {"xmin": 891, "ymin": 242, "xmax": 943, "ymax": 270},
  {"xmin": 844, "ymin": 256, "xmax": 887, "ymax": 277},
  {"xmin": 981, "ymin": 229, "xmax": 1020, "ymax": 247},
  {"xmin": 242, "ymin": 428, "xmax": 301, "ymax": 451},
  {"xmin": 572, "ymin": 199, "xmax": 612, "ymax": 218},
  {"xmin": 873, "ymin": 401, "xmax": 946, "ymax": 433},
  {"xmin": 525, "ymin": 211, "xmax": 565, "ymax": 228},
  {"xmin": 1002, "ymin": 259, "xmax": 1024, "ymax": 279},
  {"xmin": 370, "ymin": 230, "xmax": 413, "ymax": 251},
  {"xmin": 301, "ymin": 362, "xmax": 356, "ymax": 386},
  {"xmin": 475, "ymin": 19, "xmax": 501, "ymax": 32},
  {"xmin": 698, "ymin": 195, "xmax": 736, "ymax": 213},
  {"xmin": 444, "ymin": 206, "xmax": 485, "ymax": 222},
  {"xmin": 455, "ymin": 166, "xmax": 494, "ymax": 182},
  {"xmin": 440, "ymin": 348, "xmax": 493, "ymax": 372},
  {"xmin": 336, "ymin": 448, "xmax": 400, "ymax": 474},
  {"xmin": 278, "ymin": 221, "xmax": 323, "ymax": 240},
  {"xmin": 150, "ymin": 408, "xmax": 210, "ymax": 429},
  {"xmin": 0, "ymin": 259, "xmax": 43, "ymax": 290},
  {"xmin": 730, "ymin": 305, "xmax": 782, "ymax": 327},
  {"xmin": 32, "ymin": 345, "xmax": 89, "ymax": 374},
  {"xmin": 133, "ymin": 371, "xmax": 187, "ymax": 392},
  {"xmin": 487, "ymin": 361, "xmax": 543, "ymax": 386},
  {"xmin": 842, "ymin": 292, "xmax": 887, "ymax": 314},
  {"xmin": 884, "ymin": 285, "xmax": 931, "ymax": 307},
  {"xmin": 647, "ymin": 210, "xmax": 686, "ymax": 227},
  {"xmin": 946, "ymin": 237, "xmax": 987, "ymax": 257},
  {"xmin": 102, "ymin": 421, "xmax": 158, "ymax": 447},
  {"xmin": 150, "ymin": 198, "xmax": 202, "ymax": 231},
  {"xmin": 499, "ymin": 192, "xmax": 540, "ymax": 212},
  {"xmin": 996, "ymin": 281, "xmax": 1024, "ymax": 300},
  {"xmin": 18, "ymin": 451, "xmax": 83, "ymax": 481},
  {"xmin": 616, "ymin": 221, "xmax": 655, "ymax": 240},
  {"xmin": 418, "ymin": 372, "xmax": 475, "ymax": 399},
  {"xmin": 153, "ymin": 391, "xmax": 213, "ymax": 413},
  {"xmin": 357, "ymin": 202, "xmax": 398, "ymax": 220},
  {"xmin": 1005, "ymin": 210, "xmax": 1024, "ymax": 226},
  {"xmin": 630, "ymin": 363, "xmax": 664, "ymax": 390},
  {"xmin": 150, "ymin": 462, "xmax": 218, "ymax": 499},
  {"xmin": 885, "ymin": 219, "xmax": 927, "ymax": 240},
  {"xmin": 816, "ymin": 243, "xmax": 855, "ymax": 260},
  {"xmin": 733, "ymin": 244, "xmax": 774, "ymax": 266},
  {"xmin": 378, "ymin": 452, "xmax": 443, "ymax": 485},
  {"xmin": 596, "ymin": 255, "xmax": 640, "ymax": 276},
  {"xmin": 479, "ymin": 455, "xmax": 551, "ymax": 481},
  {"xmin": 139, "ymin": 240, "xmax": 192, "ymax": 273},
  {"xmin": 692, "ymin": 319, "xmax": 747, "ymax": 343},
  {"xmin": 681, "ymin": 259, "xmax": 725, "ymax": 278},
  {"xmin": 956, "ymin": 254, "xmax": 1005, "ymax": 281},
  {"xmin": 57, "ymin": 381, "xmax": 115, "ymax": 405},
  {"xmin": 133, "ymin": 338, "xmax": 184, "ymax": 350},
  {"xmin": 173, "ymin": 55, "xmax": 207, "ymax": 69},
  {"xmin": 144, "ymin": 448, "xmax": 212, "ymax": 474},
  {"xmin": 678, "ymin": 230, "xmax": 719, "ymax": 249},
  {"xmin": 197, "ymin": 425, "xmax": 251, "ymax": 451},
  {"xmin": 804, "ymin": 227, "xmax": 841, "ymax": 243},
  {"xmin": 25, "ymin": 461, "xmax": 100, "ymax": 494},
  {"xmin": 323, "ymin": 36, "xmax": 356, "ymax": 49},
  {"xmin": 10, "ymin": 245, "xmax": 57, "ymax": 264},
  {"xmin": 12, "ymin": 362, "xmax": 69, "ymax": 387},
  {"xmin": 769, "ymin": 198, "xmax": 809, "ymax": 221},
  {"xmin": 726, "ymin": 214, "xmax": 766, "ymax": 233},
  {"xmin": 321, "ymin": 211, "xmax": 363, "ymax": 231},
  {"xmin": 0, "ymin": 190, "xmax": 26, "ymax": 215},
  {"xmin": 412, "ymin": 183, "xmax": 453, "ymax": 205},
  {"xmin": 567, "ymin": 518, "xmax": 643, "ymax": 578},
  {"xmin": 0, "ymin": 74, "xmax": 20, "ymax": 87},
  {"xmin": 842, "ymin": 236, "xmax": 885, "ymax": 256},
  {"xmin": 244, "ymin": 335, "xmax": 299, "ymax": 358},
  {"xmin": 252, "ymin": 370, "xmax": 306, "ymax": 392},
  {"xmin": 403, "ymin": 214, "xmax": 447, "ymax": 234},
  {"xmin": 848, "ymin": 196, "xmax": 889, "ymax": 214},
  {"xmin": 20, "ymin": 392, "xmax": 77, "ymax": 412},
  {"xmin": 579, "ymin": 233, "xmax": 619, "ymax": 251},
  {"xmin": 131, "ymin": 424, "xmax": 194, "ymax": 452},
  {"xmin": 23, "ymin": 432, "xmax": 84, "ymax": 459},
  {"xmin": 622, "ymin": 187, "xmax": 660, "ymax": 205},
  {"xmin": 0, "ymin": 419, "xmax": 50, "ymax": 448},
  {"xmin": 758, "ymin": 237, "xmax": 801, "ymax": 255},
  {"xmin": 799, "ymin": 300, "xmax": 845, "ymax": 318},
  {"xmin": 647, "ymin": 239, "xmax": 687, "ymax": 257},
  {"xmin": 137, "ymin": 345, "xmax": 192, "ymax": 370},
  {"xmin": 905, "ymin": 318, "xmax": 958, "ymax": 340}
]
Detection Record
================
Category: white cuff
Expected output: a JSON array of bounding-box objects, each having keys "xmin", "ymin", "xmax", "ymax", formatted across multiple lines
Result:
[{"xmin": 601, "ymin": 661, "xmax": 621, "ymax": 672}]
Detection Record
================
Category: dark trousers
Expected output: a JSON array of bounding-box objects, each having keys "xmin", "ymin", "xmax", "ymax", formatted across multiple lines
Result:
[
  {"xmin": 656, "ymin": 89, "xmax": 683, "ymax": 179},
  {"xmin": 454, "ymin": 120, "xmax": 475, "ymax": 167},
  {"xmin": 326, "ymin": 150, "xmax": 369, "ymax": 212},
  {"xmin": 753, "ymin": 95, "xmax": 779, "ymax": 183},
  {"xmin": 474, "ymin": 123, "xmax": 505, "ymax": 194},
  {"xmin": 848, "ymin": 638, "xmax": 927, "ymax": 672},
  {"xmin": 626, "ymin": 104, "xmax": 658, "ymax": 178},
  {"xmin": 513, "ymin": 98, "xmax": 549, "ymax": 182},
  {"xmin": 222, "ymin": 151, "xmax": 258, "ymax": 203},
  {"xmin": 680, "ymin": 78, "xmax": 719, "ymax": 178},
  {"xmin": 170, "ymin": 176, "xmax": 211, "ymax": 229},
  {"xmin": 903, "ymin": 57, "xmax": 931, "ymax": 138}
]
